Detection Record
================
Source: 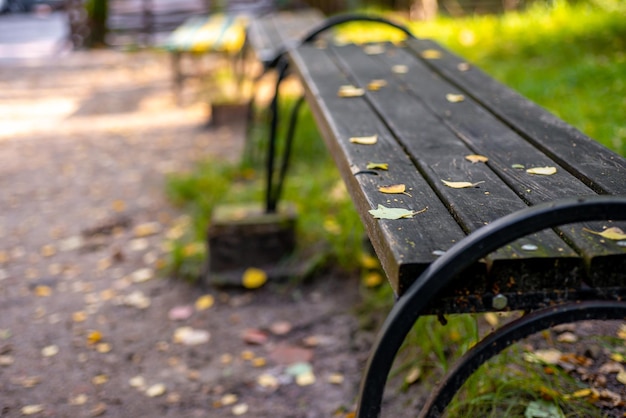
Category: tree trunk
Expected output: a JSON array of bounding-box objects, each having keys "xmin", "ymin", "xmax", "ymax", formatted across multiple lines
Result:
[{"xmin": 86, "ymin": 0, "xmax": 108, "ymax": 47}]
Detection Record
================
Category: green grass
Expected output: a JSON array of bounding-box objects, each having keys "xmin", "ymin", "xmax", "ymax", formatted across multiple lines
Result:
[
  {"xmin": 165, "ymin": 98, "xmax": 365, "ymax": 281},
  {"xmin": 413, "ymin": 0, "xmax": 626, "ymax": 155},
  {"xmin": 165, "ymin": 1, "xmax": 626, "ymax": 415}
]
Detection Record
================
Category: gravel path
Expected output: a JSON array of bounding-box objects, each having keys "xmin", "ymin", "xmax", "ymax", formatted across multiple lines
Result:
[{"xmin": 0, "ymin": 50, "xmax": 370, "ymax": 418}]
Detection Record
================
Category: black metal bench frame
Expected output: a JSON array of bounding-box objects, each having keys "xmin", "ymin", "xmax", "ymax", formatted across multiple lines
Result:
[{"xmin": 253, "ymin": 14, "xmax": 626, "ymax": 418}]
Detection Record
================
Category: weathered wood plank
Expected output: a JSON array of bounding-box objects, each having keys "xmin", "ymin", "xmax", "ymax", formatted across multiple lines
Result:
[
  {"xmin": 288, "ymin": 44, "xmax": 479, "ymax": 295},
  {"xmin": 375, "ymin": 43, "xmax": 626, "ymax": 286},
  {"xmin": 247, "ymin": 9, "xmax": 324, "ymax": 66},
  {"xmin": 406, "ymin": 38, "xmax": 626, "ymax": 196},
  {"xmin": 327, "ymin": 43, "xmax": 583, "ymax": 292}
]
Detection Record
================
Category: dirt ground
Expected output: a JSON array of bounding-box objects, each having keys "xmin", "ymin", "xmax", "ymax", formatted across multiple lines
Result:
[{"xmin": 0, "ymin": 50, "xmax": 383, "ymax": 418}]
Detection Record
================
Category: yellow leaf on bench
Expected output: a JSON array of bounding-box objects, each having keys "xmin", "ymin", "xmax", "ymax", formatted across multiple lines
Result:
[
  {"xmin": 421, "ymin": 49, "xmax": 442, "ymax": 59},
  {"xmin": 367, "ymin": 79, "xmax": 388, "ymax": 91},
  {"xmin": 338, "ymin": 85, "xmax": 365, "ymax": 98},
  {"xmin": 350, "ymin": 135, "xmax": 378, "ymax": 145},
  {"xmin": 363, "ymin": 44, "xmax": 385, "ymax": 55},
  {"xmin": 378, "ymin": 184, "xmax": 411, "ymax": 197},
  {"xmin": 366, "ymin": 162, "xmax": 388, "ymax": 170},
  {"xmin": 446, "ymin": 93, "xmax": 465, "ymax": 103},
  {"xmin": 526, "ymin": 166, "xmax": 557, "ymax": 175},
  {"xmin": 368, "ymin": 204, "xmax": 426, "ymax": 220},
  {"xmin": 391, "ymin": 65, "xmax": 408, "ymax": 74},
  {"xmin": 583, "ymin": 227, "xmax": 626, "ymax": 240},
  {"xmin": 442, "ymin": 180, "xmax": 484, "ymax": 189},
  {"xmin": 465, "ymin": 154, "xmax": 489, "ymax": 163}
]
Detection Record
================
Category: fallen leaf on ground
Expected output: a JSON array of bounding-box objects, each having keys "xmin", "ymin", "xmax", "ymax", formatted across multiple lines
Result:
[
  {"xmin": 87, "ymin": 330, "xmax": 103, "ymax": 345},
  {"xmin": 11, "ymin": 376, "xmax": 41, "ymax": 388},
  {"xmin": 0, "ymin": 355, "xmax": 14, "ymax": 366},
  {"xmin": 242, "ymin": 328, "xmax": 268, "ymax": 345},
  {"xmin": 598, "ymin": 362, "xmax": 624, "ymax": 374},
  {"xmin": 69, "ymin": 394, "xmax": 88, "ymax": 405},
  {"xmin": 363, "ymin": 271, "xmax": 384, "ymax": 288},
  {"xmin": 41, "ymin": 345, "xmax": 59, "ymax": 357},
  {"xmin": 421, "ymin": 49, "xmax": 442, "ymax": 59},
  {"xmin": 349, "ymin": 135, "xmax": 378, "ymax": 145},
  {"xmin": 232, "ymin": 403, "xmax": 249, "ymax": 415},
  {"xmin": 92, "ymin": 374, "xmax": 109, "ymax": 385},
  {"xmin": 146, "ymin": 383, "xmax": 167, "ymax": 397},
  {"xmin": 524, "ymin": 400, "xmax": 565, "ymax": 418},
  {"xmin": 96, "ymin": 343, "xmax": 112, "ymax": 353},
  {"xmin": 617, "ymin": 370, "xmax": 626, "ymax": 385},
  {"xmin": 21, "ymin": 405, "xmax": 44, "ymax": 415},
  {"xmin": 338, "ymin": 85, "xmax": 365, "ymax": 98},
  {"xmin": 465, "ymin": 154, "xmax": 489, "ymax": 163},
  {"xmin": 219, "ymin": 394, "xmax": 238, "ymax": 406},
  {"xmin": 445, "ymin": 93, "xmax": 465, "ymax": 103},
  {"xmin": 90, "ymin": 403, "xmax": 107, "ymax": 417},
  {"xmin": 328, "ymin": 373, "xmax": 344, "ymax": 385},
  {"xmin": 133, "ymin": 222, "xmax": 162, "ymax": 237},
  {"xmin": 526, "ymin": 166, "xmax": 557, "ymax": 175},
  {"xmin": 40, "ymin": 244, "xmax": 56, "ymax": 257},
  {"xmin": 368, "ymin": 204, "xmax": 426, "ymax": 220},
  {"xmin": 242, "ymin": 267, "xmax": 267, "ymax": 289},
  {"xmin": 34, "ymin": 285, "xmax": 52, "ymax": 297},
  {"xmin": 484, "ymin": 312, "xmax": 499, "ymax": 327},
  {"xmin": 523, "ymin": 348, "xmax": 562, "ymax": 365},
  {"xmin": 129, "ymin": 268, "xmax": 154, "ymax": 283},
  {"xmin": 121, "ymin": 290, "xmax": 151, "ymax": 309},
  {"xmin": 269, "ymin": 344, "xmax": 313, "ymax": 364},
  {"xmin": 556, "ymin": 332, "xmax": 578, "ymax": 343},
  {"xmin": 72, "ymin": 311, "xmax": 88, "ymax": 322},
  {"xmin": 257, "ymin": 373, "xmax": 280, "ymax": 389},
  {"xmin": 252, "ymin": 357, "xmax": 266, "ymax": 367},
  {"xmin": 173, "ymin": 327, "xmax": 210, "ymax": 345},
  {"xmin": 129, "ymin": 375, "xmax": 146, "ymax": 389},
  {"xmin": 378, "ymin": 184, "xmax": 411, "ymax": 196},
  {"xmin": 168, "ymin": 305, "xmax": 194, "ymax": 320},
  {"xmin": 296, "ymin": 371, "xmax": 316, "ymax": 386},
  {"xmin": 442, "ymin": 180, "xmax": 484, "ymax": 189},
  {"xmin": 269, "ymin": 321, "xmax": 292, "ymax": 336},
  {"xmin": 405, "ymin": 366, "xmax": 421, "ymax": 385},
  {"xmin": 195, "ymin": 294, "xmax": 215, "ymax": 311},
  {"xmin": 583, "ymin": 227, "xmax": 626, "ymax": 240}
]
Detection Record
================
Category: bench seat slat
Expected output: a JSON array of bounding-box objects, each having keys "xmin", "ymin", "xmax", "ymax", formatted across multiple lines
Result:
[
  {"xmin": 248, "ymin": 10, "xmax": 324, "ymax": 66},
  {"xmin": 375, "ymin": 44, "xmax": 626, "ymax": 285},
  {"xmin": 327, "ymin": 44, "xmax": 584, "ymax": 293},
  {"xmin": 289, "ymin": 45, "xmax": 476, "ymax": 295},
  {"xmin": 287, "ymin": 39, "xmax": 626, "ymax": 300},
  {"xmin": 406, "ymin": 38, "xmax": 626, "ymax": 196}
]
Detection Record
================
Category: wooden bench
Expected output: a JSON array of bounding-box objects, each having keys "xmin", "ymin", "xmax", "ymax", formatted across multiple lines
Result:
[
  {"xmin": 261, "ymin": 14, "xmax": 626, "ymax": 418},
  {"xmin": 163, "ymin": 13, "xmax": 249, "ymax": 105}
]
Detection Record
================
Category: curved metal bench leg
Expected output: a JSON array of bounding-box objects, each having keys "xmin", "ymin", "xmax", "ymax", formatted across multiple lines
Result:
[
  {"xmin": 264, "ymin": 58, "xmax": 289, "ymax": 213},
  {"xmin": 419, "ymin": 300, "xmax": 626, "ymax": 418},
  {"xmin": 267, "ymin": 94, "xmax": 305, "ymax": 212},
  {"xmin": 266, "ymin": 13, "xmax": 416, "ymax": 69},
  {"xmin": 356, "ymin": 197, "xmax": 626, "ymax": 418}
]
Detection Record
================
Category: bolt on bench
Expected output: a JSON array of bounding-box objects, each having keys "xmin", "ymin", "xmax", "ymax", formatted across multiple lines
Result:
[{"xmin": 260, "ymin": 14, "xmax": 626, "ymax": 418}]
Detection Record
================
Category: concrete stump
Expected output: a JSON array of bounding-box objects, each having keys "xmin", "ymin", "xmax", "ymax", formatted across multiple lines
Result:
[{"xmin": 205, "ymin": 202, "xmax": 297, "ymax": 286}]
